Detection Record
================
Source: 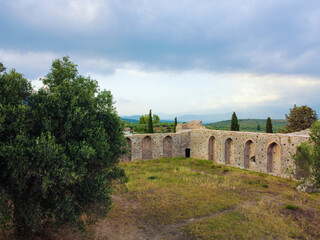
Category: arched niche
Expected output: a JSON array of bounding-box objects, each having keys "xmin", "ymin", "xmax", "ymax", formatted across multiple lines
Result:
[
  {"xmin": 163, "ymin": 136, "xmax": 173, "ymax": 158},
  {"xmin": 267, "ymin": 142, "xmax": 280, "ymax": 173},
  {"xmin": 142, "ymin": 136, "xmax": 152, "ymax": 160},
  {"xmin": 225, "ymin": 138, "xmax": 234, "ymax": 165},
  {"xmin": 244, "ymin": 140, "xmax": 255, "ymax": 169},
  {"xmin": 208, "ymin": 136, "xmax": 216, "ymax": 162}
]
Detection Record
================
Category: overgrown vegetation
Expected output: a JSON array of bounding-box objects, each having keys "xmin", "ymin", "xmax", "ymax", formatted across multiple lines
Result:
[
  {"xmin": 294, "ymin": 121, "xmax": 320, "ymax": 189},
  {"xmin": 0, "ymin": 57, "xmax": 126, "ymax": 238}
]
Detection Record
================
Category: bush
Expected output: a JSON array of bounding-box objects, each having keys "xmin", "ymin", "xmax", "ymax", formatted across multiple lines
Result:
[
  {"xmin": 285, "ymin": 204, "xmax": 300, "ymax": 211},
  {"xmin": 294, "ymin": 121, "xmax": 320, "ymax": 189}
]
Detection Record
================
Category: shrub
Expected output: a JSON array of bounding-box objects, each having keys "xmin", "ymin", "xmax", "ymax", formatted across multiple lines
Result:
[{"xmin": 285, "ymin": 204, "xmax": 300, "ymax": 211}]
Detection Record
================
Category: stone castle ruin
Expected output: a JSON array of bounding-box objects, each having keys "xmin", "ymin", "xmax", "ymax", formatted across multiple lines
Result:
[{"xmin": 121, "ymin": 121, "xmax": 310, "ymax": 178}]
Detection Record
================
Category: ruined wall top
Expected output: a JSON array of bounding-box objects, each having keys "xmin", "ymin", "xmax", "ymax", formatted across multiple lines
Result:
[{"xmin": 176, "ymin": 120, "xmax": 206, "ymax": 132}]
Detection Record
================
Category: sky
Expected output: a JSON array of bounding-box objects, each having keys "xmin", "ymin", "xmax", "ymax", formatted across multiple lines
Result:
[{"xmin": 1, "ymin": 0, "xmax": 320, "ymax": 122}]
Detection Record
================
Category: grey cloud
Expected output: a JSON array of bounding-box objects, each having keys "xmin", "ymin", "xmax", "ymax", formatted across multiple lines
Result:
[{"xmin": 1, "ymin": 0, "xmax": 320, "ymax": 76}]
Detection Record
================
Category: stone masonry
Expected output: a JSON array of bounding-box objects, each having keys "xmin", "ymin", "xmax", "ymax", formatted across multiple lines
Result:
[{"xmin": 121, "ymin": 121, "xmax": 310, "ymax": 178}]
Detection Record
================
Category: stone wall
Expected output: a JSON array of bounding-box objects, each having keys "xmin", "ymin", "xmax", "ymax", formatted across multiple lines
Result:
[{"xmin": 121, "ymin": 128, "xmax": 309, "ymax": 178}]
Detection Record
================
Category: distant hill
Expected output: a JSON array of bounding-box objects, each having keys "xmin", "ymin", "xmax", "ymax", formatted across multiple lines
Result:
[
  {"xmin": 121, "ymin": 118, "xmax": 139, "ymax": 123},
  {"xmin": 121, "ymin": 117, "xmax": 174, "ymax": 124},
  {"xmin": 205, "ymin": 119, "xmax": 287, "ymax": 133}
]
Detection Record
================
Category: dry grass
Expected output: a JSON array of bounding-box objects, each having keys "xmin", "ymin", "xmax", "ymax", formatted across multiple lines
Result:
[{"xmin": 105, "ymin": 158, "xmax": 320, "ymax": 239}]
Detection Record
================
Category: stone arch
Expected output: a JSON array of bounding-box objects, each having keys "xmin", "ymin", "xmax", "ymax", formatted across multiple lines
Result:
[
  {"xmin": 163, "ymin": 136, "xmax": 173, "ymax": 158},
  {"xmin": 244, "ymin": 139, "xmax": 255, "ymax": 169},
  {"xmin": 122, "ymin": 137, "xmax": 132, "ymax": 162},
  {"xmin": 267, "ymin": 142, "xmax": 280, "ymax": 173},
  {"xmin": 225, "ymin": 138, "xmax": 234, "ymax": 165},
  {"xmin": 142, "ymin": 136, "xmax": 152, "ymax": 160},
  {"xmin": 208, "ymin": 136, "xmax": 216, "ymax": 162}
]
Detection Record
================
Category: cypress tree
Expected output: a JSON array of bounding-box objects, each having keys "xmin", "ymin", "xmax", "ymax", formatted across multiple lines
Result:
[
  {"xmin": 257, "ymin": 124, "xmax": 261, "ymax": 131},
  {"xmin": 266, "ymin": 117, "xmax": 273, "ymax": 133},
  {"xmin": 174, "ymin": 117, "xmax": 178, "ymax": 133},
  {"xmin": 148, "ymin": 109, "xmax": 154, "ymax": 133},
  {"xmin": 231, "ymin": 112, "xmax": 240, "ymax": 131}
]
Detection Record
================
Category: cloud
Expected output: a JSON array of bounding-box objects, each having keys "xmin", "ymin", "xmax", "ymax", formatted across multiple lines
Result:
[{"xmin": 1, "ymin": 0, "xmax": 320, "ymax": 76}]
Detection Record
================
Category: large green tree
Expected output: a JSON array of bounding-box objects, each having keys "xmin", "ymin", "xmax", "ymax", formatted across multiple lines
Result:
[
  {"xmin": 266, "ymin": 117, "xmax": 273, "ymax": 133},
  {"xmin": 0, "ymin": 58, "xmax": 126, "ymax": 237},
  {"xmin": 285, "ymin": 105, "xmax": 318, "ymax": 132},
  {"xmin": 230, "ymin": 112, "xmax": 239, "ymax": 131}
]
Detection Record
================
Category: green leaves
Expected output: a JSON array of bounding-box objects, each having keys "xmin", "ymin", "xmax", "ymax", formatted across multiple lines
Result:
[
  {"xmin": 285, "ymin": 105, "xmax": 318, "ymax": 133},
  {"xmin": 0, "ymin": 57, "xmax": 126, "ymax": 235}
]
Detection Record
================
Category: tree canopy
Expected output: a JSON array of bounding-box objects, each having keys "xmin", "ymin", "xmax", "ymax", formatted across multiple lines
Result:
[
  {"xmin": 0, "ymin": 57, "xmax": 126, "ymax": 237},
  {"xmin": 285, "ymin": 105, "xmax": 318, "ymax": 133},
  {"xmin": 139, "ymin": 113, "xmax": 160, "ymax": 124}
]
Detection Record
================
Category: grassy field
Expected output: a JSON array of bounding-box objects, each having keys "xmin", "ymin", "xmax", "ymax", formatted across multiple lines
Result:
[
  {"xmin": 205, "ymin": 119, "xmax": 288, "ymax": 132},
  {"xmin": 2, "ymin": 158, "xmax": 320, "ymax": 239},
  {"xmin": 92, "ymin": 158, "xmax": 320, "ymax": 240}
]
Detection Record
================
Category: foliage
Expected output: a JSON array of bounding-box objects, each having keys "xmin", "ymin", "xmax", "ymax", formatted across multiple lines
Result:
[
  {"xmin": 174, "ymin": 117, "xmax": 178, "ymax": 133},
  {"xmin": 0, "ymin": 58, "xmax": 126, "ymax": 236},
  {"xmin": 230, "ymin": 112, "xmax": 239, "ymax": 131},
  {"xmin": 285, "ymin": 204, "xmax": 300, "ymax": 211},
  {"xmin": 139, "ymin": 113, "xmax": 160, "ymax": 124},
  {"xmin": 285, "ymin": 105, "xmax": 318, "ymax": 133},
  {"xmin": 266, "ymin": 117, "xmax": 273, "ymax": 133},
  {"xmin": 294, "ymin": 121, "xmax": 320, "ymax": 188},
  {"xmin": 148, "ymin": 110, "xmax": 154, "ymax": 133}
]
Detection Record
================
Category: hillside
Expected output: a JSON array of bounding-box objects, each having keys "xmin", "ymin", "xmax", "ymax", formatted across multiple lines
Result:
[{"xmin": 205, "ymin": 119, "xmax": 287, "ymax": 133}]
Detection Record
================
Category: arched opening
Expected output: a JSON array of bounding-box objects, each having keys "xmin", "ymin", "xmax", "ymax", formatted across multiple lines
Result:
[
  {"xmin": 267, "ymin": 142, "xmax": 280, "ymax": 173},
  {"xmin": 208, "ymin": 136, "xmax": 216, "ymax": 162},
  {"xmin": 225, "ymin": 138, "xmax": 234, "ymax": 164},
  {"xmin": 163, "ymin": 136, "xmax": 173, "ymax": 158},
  {"xmin": 122, "ymin": 137, "xmax": 132, "ymax": 162},
  {"xmin": 185, "ymin": 148, "xmax": 191, "ymax": 158},
  {"xmin": 142, "ymin": 136, "xmax": 152, "ymax": 160},
  {"xmin": 244, "ymin": 140, "xmax": 255, "ymax": 169}
]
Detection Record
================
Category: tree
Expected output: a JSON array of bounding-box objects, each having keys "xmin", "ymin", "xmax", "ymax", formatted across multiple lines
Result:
[
  {"xmin": 148, "ymin": 110, "xmax": 154, "ymax": 133},
  {"xmin": 256, "ymin": 124, "xmax": 261, "ymax": 131},
  {"xmin": 0, "ymin": 57, "xmax": 126, "ymax": 237},
  {"xmin": 153, "ymin": 114, "xmax": 160, "ymax": 124},
  {"xmin": 285, "ymin": 105, "xmax": 318, "ymax": 133},
  {"xmin": 174, "ymin": 117, "xmax": 178, "ymax": 133},
  {"xmin": 230, "ymin": 112, "xmax": 239, "ymax": 131},
  {"xmin": 139, "ymin": 115, "xmax": 148, "ymax": 124},
  {"xmin": 266, "ymin": 117, "xmax": 273, "ymax": 133},
  {"xmin": 139, "ymin": 113, "xmax": 160, "ymax": 124},
  {"xmin": 294, "ymin": 121, "xmax": 320, "ymax": 190}
]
